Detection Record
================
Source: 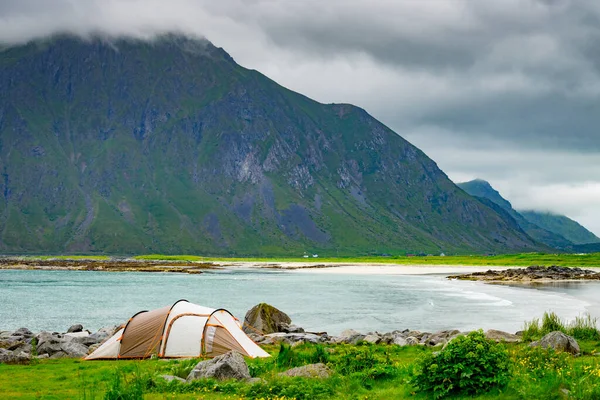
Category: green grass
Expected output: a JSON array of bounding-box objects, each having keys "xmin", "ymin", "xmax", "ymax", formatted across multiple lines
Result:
[
  {"xmin": 522, "ymin": 312, "xmax": 600, "ymax": 342},
  {"xmin": 131, "ymin": 252, "xmax": 600, "ymax": 267},
  {"xmin": 4, "ymin": 339, "xmax": 600, "ymax": 399},
  {"xmin": 23, "ymin": 255, "xmax": 111, "ymax": 261}
]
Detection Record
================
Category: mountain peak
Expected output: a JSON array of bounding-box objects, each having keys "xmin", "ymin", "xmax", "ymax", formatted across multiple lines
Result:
[
  {"xmin": 457, "ymin": 179, "xmax": 512, "ymax": 211},
  {"xmin": 0, "ymin": 38, "xmax": 542, "ymax": 255}
]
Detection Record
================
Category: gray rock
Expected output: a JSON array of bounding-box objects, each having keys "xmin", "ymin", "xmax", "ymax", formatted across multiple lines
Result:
[
  {"xmin": 36, "ymin": 354, "xmax": 49, "ymax": 360},
  {"xmin": 257, "ymin": 337, "xmax": 278, "ymax": 346},
  {"xmin": 0, "ymin": 348, "xmax": 14, "ymax": 363},
  {"xmin": 0, "ymin": 348, "xmax": 30, "ymax": 364},
  {"xmin": 14, "ymin": 351, "xmax": 31, "ymax": 363},
  {"xmin": 60, "ymin": 340, "xmax": 89, "ymax": 358},
  {"xmin": 67, "ymin": 324, "xmax": 84, "ymax": 333},
  {"xmin": 425, "ymin": 330, "xmax": 460, "ymax": 346},
  {"xmin": 405, "ymin": 336, "xmax": 420, "ymax": 346},
  {"xmin": 264, "ymin": 332, "xmax": 325, "ymax": 345},
  {"xmin": 278, "ymin": 363, "xmax": 331, "ymax": 378},
  {"xmin": 12, "ymin": 328, "xmax": 34, "ymax": 339},
  {"xmin": 87, "ymin": 344, "xmax": 101, "ymax": 354},
  {"xmin": 485, "ymin": 329, "xmax": 521, "ymax": 343},
  {"xmin": 3, "ymin": 340, "xmax": 26, "ymax": 351},
  {"xmin": 530, "ymin": 331, "xmax": 580, "ymax": 355},
  {"xmin": 186, "ymin": 351, "xmax": 250, "ymax": 382},
  {"xmin": 363, "ymin": 334, "xmax": 381, "ymax": 344},
  {"xmin": 247, "ymin": 333, "xmax": 265, "ymax": 342},
  {"xmin": 406, "ymin": 330, "xmax": 425, "ymax": 339},
  {"xmin": 392, "ymin": 335, "xmax": 408, "ymax": 346},
  {"xmin": 279, "ymin": 323, "xmax": 305, "ymax": 333},
  {"xmin": 50, "ymin": 351, "xmax": 68, "ymax": 359},
  {"xmin": 334, "ymin": 329, "xmax": 366, "ymax": 345},
  {"xmin": 88, "ymin": 326, "xmax": 117, "ymax": 344},
  {"xmin": 160, "ymin": 375, "xmax": 186, "ymax": 383},
  {"xmin": 243, "ymin": 303, "xmax": 292, "ymax": 335},
  {"xmin": 380, "ymin": 332, "xmax": 395, "ymax": 345},
  {"xmin": 37, "ymin": 333, "xmax": 63, "ymax": 356},
  {"xmin": 11, "ymin": 342, "xmax": 32, "ymax": 354}
]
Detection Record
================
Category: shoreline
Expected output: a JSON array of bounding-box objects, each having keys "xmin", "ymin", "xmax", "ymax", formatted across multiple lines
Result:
[{"xmin": 2, "ymin": 259, "xmax": 600, "ymax": 282}]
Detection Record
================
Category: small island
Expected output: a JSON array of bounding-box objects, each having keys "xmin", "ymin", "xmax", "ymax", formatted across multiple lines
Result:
[{"xmin": 448, "ymin": 265, "xmax": 600, "ymax": 282}]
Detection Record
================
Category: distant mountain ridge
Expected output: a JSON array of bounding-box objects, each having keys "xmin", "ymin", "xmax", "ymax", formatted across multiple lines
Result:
[
  {"xmin": 458, "ymin": 179, "xmax": 599, "ymax": 251},
  {"xmin": 0, "ymin": 34, "xmax": 542, "ymax": 255},
  {"xmin": 519, "ymin": 211, "xmax": 600, "ymax": 245}
]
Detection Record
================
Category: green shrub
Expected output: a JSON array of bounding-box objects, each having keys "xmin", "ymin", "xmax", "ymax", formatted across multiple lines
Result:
[
  {"xmin": 333, "ymin": 345, "xmax": 399, "ymax": 388},
  {"xmin": 522, "ymin": 317, "xmax": 542, "ymax": 342},
  {"xmin": 164, "ymin": 358, "xmax": 200, "ymax": 379},
  {"xmin": 244, "ymin": 377, "xmax": 336, "ymax": 400},
  {"xmin": 275, "ymin": 343, "xmax": 329, "ymax": 369},
  {"xmin": 103, "ymin": 366, "xmax": 157, "ymax": 400},
  {"xmin": 542, "ymin": 312, "xmax": 566, "ymax": 334},
  {"xmin": 411, "ymin": 330, "xmax": 511, "ymax": 399},
  {"xmin": 569, "ymin": 315, "xmax": 600, "ymax": 341},
  {"xmin": 523, "ymin": 312, "xmax": 600, "ymax": 342},
  {"xmin": 103, "ymin": 369, "xmax": 144, "ymax": 400}
]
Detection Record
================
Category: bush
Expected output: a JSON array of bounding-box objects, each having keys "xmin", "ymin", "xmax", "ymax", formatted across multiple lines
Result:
[
  {"xmin": 275, "ymin": 343, "xmax": 329, "ymax": 369},
  {"xmin": 103, "ymin": 366, "xmax": 157, "ymax": 400},
  {"xmin": 569, "ymin": 315, "xmax": 600, "ymax": 341},
  {"xmin": 332, "ymin": 345, "xmax": 399, "ymax": 388},
  {"xmin": 522, "ymin": 312, "xmax": 600, "ymax": 342},
  {"xmin": 542, "ymin": 312, "xmax": 566, "ymax": 334},
  {"xmin": 411, "ymin": 330, "xmax": 511, "ymax": 399}
]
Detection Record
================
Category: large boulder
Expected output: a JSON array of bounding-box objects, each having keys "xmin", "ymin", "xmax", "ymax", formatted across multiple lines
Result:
[
  {"xmin": 264, "ymin": 332, "xmax": 326, "ymax": 345},
  {"xmin": 186, "ymin": 351, "xmax": 251, "ymax": 382},
  {"xmin": 60, "ymin": 340, "xmax": 89, "ymax": 358},
  {"xmin": 362, "ymin": 333, "xmax": 381, "ymax": 344},
  {"xmin": 36, "ymin": 332, "xmax": 63, "ymax": 356},
  {"xmin": 243, "ymin": 303, "xmax": 291, "ymax": 335},
  {"xmin": 333, "ymin": 329, "xmax": 365, "ymax": 345},
  {"xmin": 279, "ymin": 363, "xmax": 332, "ymax": 378},
  {"xmin": 67, "ymin": 324, "xmax": 84, "ymax": 333},
  {"xmin": 11, "ymin": 328, "xmax": 34, "ymax": 340},
  {"xmin": 485, "ymin": 329, "xmax": 521, "ymax": 343},
  {"xmin": 0, "ymin": 348, "xmax": 31, "ymax": 364},
  {"xmin": 424, "ymin": 330, "xmax": 460, "ymax": 346},
  {"xmin": 392, "ymin": 335, "xmax": 408, "ymax": 346},
  {"xmin": 530, "ymin": 331, "xmax": 580, "ymax": 355},
  {"xmin": 87, "ymin": 326, "xmax": 119, "ymax": 345}
]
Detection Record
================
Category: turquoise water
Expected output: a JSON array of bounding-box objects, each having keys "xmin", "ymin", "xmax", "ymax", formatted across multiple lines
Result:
[{"xmin": 1, "ymin": 268, "xmax": 598, "ymax": 335}]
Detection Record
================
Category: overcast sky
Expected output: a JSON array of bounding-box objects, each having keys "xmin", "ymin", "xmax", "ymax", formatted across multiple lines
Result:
[{"xmin": 1, "ymin": 0, "xmax": 599, "ymax": 236}]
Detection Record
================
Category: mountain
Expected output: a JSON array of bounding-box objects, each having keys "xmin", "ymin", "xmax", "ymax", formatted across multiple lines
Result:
[
  {"xmin": 0, "ymin": 35, "xmax": 542, "ymax": 255},
  {"xmin": 519, "ymin": 211, "xmax": 600, "ymax": 245},
  {"xmin": 457, "ymin": 180, "xmax": 573, "ymax": 249}
]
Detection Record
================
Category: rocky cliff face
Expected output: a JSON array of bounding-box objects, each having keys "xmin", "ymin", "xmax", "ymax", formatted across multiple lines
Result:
[{"xmin": 0, "ymin": 35, "xmax": 541, "ymax": 255}]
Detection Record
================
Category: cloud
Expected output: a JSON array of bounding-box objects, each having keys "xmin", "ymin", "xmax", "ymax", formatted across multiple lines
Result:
[{"xmin": 0, "ymin": 0, "xmax": 599, "ymax": 235}]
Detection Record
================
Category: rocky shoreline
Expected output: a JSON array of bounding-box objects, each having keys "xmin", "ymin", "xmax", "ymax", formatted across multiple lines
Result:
[
  {"xmin": 0, "ymin": 303, "xmax": 523, "ymax": 364},
  {"xmin": 0, "ymin": 324, "xmax": 522, "ymax": 365},
  {"xmin": 448, "ymin": 265, "xmax": 600, "ymax": 282},
  {"xmin": 0, "ymin": 258, "xmax": 217, "ymax": 274}
]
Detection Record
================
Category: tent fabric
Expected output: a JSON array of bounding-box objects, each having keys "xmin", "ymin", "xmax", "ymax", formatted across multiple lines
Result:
[
  {"xmin": 119, "ymin": 306, "xmax": 171, "ymax": 358},
  {"xmin": 85, "ymin": 300, "xmax": 270, "ymax": 360}
]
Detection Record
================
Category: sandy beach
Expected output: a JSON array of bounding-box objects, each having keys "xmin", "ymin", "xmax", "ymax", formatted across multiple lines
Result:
[{"xmin": 222, "ymin": 261, "xmax": 517, "ymax": 275}]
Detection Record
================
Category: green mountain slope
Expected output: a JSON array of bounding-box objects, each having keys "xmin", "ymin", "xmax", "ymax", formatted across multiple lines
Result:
[
  {"xmin": 457, "ymin": 180, "xmax": 572, "ymax": 249},
  {"xmin": 0, "ymin": 35, "xmax": 542, "ymax": 255},
  {"xmin": 519, "ymin": 211, "xmax": 600, "ymax": 245}
]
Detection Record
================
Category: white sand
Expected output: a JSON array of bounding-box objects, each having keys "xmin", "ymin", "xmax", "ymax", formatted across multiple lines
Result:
[{"xmin": 217, "ymin": 261, "xmax": 516, "ymax": 275}]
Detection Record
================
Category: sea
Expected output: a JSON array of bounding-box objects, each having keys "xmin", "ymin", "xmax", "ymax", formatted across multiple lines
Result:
[{"xmin": 1, "ymin": 267, "xmax": 599, "ymax": 335}]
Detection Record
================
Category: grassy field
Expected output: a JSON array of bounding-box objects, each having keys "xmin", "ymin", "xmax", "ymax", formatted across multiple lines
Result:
[
  {"xmin": 132, "ymin": 252, "xmax": 600, "ymax": 267},
  {"xmin": 2, "ymin": 335, "xmax": 600, "ymax": 400}
]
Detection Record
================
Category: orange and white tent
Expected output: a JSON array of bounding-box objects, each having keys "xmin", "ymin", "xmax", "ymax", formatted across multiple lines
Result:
[{"xmin": 85, "ymin": 300, "xmax": 270, "ymax": 360}]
